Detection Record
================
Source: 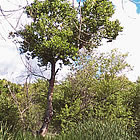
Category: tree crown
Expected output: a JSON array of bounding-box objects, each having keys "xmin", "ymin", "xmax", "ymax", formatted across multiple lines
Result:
[{"xmin": 15, "ymin": 0, "xmax": 123, "ymax": 68}]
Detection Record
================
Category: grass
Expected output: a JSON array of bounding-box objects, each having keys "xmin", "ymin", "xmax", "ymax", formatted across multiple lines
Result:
[
  {"xmin": 54, "ymin": 120, "xmax": 138, "ymax": 140},
  {"xmin": 0, "ymin": 120, "xmax": 138, "ymax": 140}
]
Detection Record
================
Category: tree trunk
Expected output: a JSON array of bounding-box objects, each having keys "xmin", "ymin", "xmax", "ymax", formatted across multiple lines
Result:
[{"xmin": 38, "ymin": 62, "xmax": 56, "ymax": 137}]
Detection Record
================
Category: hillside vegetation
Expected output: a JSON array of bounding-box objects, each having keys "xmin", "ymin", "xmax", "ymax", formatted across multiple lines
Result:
[{"xmin": 0, "ymin": 49, "xmax": 139, "ymax": 139}]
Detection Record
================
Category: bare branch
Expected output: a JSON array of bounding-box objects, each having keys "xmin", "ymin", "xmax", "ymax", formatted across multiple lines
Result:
[
  {"xmin": 0, "ymin": 32, "xmax": 6, "ymax": 41},
  {"xmin": 77, "ymin": 37, "xmax": 96, "ymax": 46},
  {"xmin": 15, "ymin": 10, "xmax": 24, "ymax": 29},
  {"xmin": 121, "ymin": 0, "xmax": 136, "ymax": 19},
  {"xmin": 12, "ymin": 42, "xmax": 49, "ymax": 81},
  {"xmin": 78, "ymin": 0, "xmax": 82, "ymax": 41},
  {"xmin": 0, "ymin": 7, "xmax": 25, "ymax": 13},
  {"xmin": 0, "ymin": 6, "xmax": 17, "ymax": 31},
  {"xmin": 55, "ymin": 68, "xmax": 60, "ymax": 75}
]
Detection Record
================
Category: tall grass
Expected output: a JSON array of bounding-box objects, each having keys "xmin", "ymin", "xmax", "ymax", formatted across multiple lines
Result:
[
  {"xmin": 54, "ymin": 120, "xmax": 138, "ymax": 140},
  {"xmin": 0, "ymin": 120, "xmax": 138, "ymax": 140},
  {"xmin": 0, "ymin": 122, "xmax": 13, "ymax": 140}
]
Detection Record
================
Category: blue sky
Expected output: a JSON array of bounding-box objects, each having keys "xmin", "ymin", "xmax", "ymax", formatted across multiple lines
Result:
[
  {"xmin": 0, "ymin": 0, "xmax": 140, "ymax": 83},
  {"xmin": 76, "ymin": 0, "xmax": 85, "ymax": 2},
  {"xmin": 131, "ymin": 0, "xmax": 140, "ymax": 13}
]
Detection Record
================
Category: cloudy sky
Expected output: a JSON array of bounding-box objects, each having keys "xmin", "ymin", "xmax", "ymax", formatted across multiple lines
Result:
[
  {"xmin": 99, "ymin": 0, "xmax": 140, "ymax": 82},
  {"xmin": 0, "ymin": 0, "xmax": 140, "ymax": 83}
]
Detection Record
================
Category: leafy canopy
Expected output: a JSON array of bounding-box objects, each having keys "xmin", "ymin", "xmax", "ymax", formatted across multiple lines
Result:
[{"xmin": 15, "ymin": 0, "xmax": 122, "ymax": 67}]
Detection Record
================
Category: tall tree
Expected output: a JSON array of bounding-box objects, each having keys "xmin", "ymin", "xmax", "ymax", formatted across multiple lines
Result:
[{"xmin": 13, "ymin": 0, "xmax": 122, "ymax": 136}]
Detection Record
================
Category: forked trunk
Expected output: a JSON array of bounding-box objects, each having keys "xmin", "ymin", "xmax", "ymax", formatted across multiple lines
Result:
[{"xmin": 38, "ymin": 62, "xmax": 55, "ymax": 137}]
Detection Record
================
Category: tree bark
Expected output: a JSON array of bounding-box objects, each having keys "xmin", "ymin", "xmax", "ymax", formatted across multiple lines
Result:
[{"xmin": 38, "ymin": 62, "xmax": 56, "ymax": 137}]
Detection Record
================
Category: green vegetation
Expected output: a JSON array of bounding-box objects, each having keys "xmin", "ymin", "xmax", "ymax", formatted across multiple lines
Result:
[
  {"xmin": 0, "ymin": 120, "xmax": 137, "ymax": 140},
  {"xmin": 0, "ymin": 49, "xmax": 139, "ymax": 139},
  {"xmin": 53, "ymin": 49, "xmax": 135, "ymax": 132},
  {"xmin": 12, "ymin": 0, "xmax": 122, "ymax": 136},
  {"xmin": 1, "ymin": 0, "xmax": 139, "ymax": 139}
]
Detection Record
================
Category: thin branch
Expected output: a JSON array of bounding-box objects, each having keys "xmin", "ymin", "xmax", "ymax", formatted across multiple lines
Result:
[
  {"xmin": 0, "ymin": 12, "xmax": 13, "ymax": 17},
  {"xmin": 0, "ymin": 32, "xmax": 6, "ymax": 41},
  {"xmin": 0, "ymin": 7, "xmax": 17, "ymax": 31},
  {"xmin": 122, "ymin": 0, "xmax": 125, "ymax": 11},
  {"xmin": 7, "ymin": 79, "xmax": 33, "ymax": 128},
  {"xmin": 0, "ymin": 7, "xmax": 25, "ymax": 13},
  {"xmin": 73, "ymin": 21, "xmax": 92, "ymax": 36},
  {"xmin": 15, "ymin": 10, "xmax": 24, "ymax": 29},
  {"xmin": 55, "ymin": 68, "xmax": 60, "ymax": 75},
  {"xmin": 12, "ymin": 42, "xmax": 49, "ymax": 81},
  {"xmin": 121, "ymin": 0, "xmax": 136, "ymax": 19},
  {"xmin": 26, "ymin": 0, "xmax": 29, "ymax": 5},
  {"xmin": 77, "ymin": 37, "xmax": 96, "ymax": 46},
  {"xmin": 8, "ymin": 85, "xmax": 20, "ymax": 108},
  {"xmin": 78, "ymin": 0, "xmax": 82, "ymax": 41}
]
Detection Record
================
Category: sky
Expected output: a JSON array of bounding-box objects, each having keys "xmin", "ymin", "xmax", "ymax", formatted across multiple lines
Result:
[
  {"xmin": 0, "ymin": 0, "xmax": 140, "ymax": 83},
  {"xmin": 98, "ymin": 0, "xmax": 140, "ymax": 82}
]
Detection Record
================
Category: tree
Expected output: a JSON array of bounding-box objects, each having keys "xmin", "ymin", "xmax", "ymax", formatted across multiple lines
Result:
[
  {"xmin": 13, "ymin": 0, "xmax": 122, "ymax": 136},
  {"xmin": 0, "ymin": 78, "xmax": 49, "ymax": 133}
]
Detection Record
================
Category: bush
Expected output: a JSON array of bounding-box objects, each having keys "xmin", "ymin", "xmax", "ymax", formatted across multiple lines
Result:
[{"xmin": 52, "ymin": 49, "xmax": 135, "ymax": 132}]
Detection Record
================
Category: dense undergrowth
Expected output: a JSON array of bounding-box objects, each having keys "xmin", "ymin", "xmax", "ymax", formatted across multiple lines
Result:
[{"xmin": 0, "ymin": 120, "xmax": 138, "ymax": 140}]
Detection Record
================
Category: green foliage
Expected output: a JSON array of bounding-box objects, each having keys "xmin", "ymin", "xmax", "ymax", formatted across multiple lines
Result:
[
  {"xmin": 16, "ymin": 0, "xmax": 79, "ymax": 66},
  {"xmin": 81, "ymin": 0, "xmax": 123, "ymax": 47},
  {"xmin": 0, "ymin": 49, "xmax": 139, "ymax": 138},
  {"xmin": 11, "ymin": 0, "xmax": 122, "ymax": 135},
  {"xmin": 0, "ymin": 79, "xmax": 48, "ymax": 132},
  {"xmin": 13, "ymin": 0, "xmax": 123, "ymax": 68},
  {"xmin": 0, "ymin": 80, "xmax": 19, "ymax": 128},
  {"xmin": 24, "ymin": 79, "xmax": 48, "ymax": 131},
  {"xmin": 52, "ymin": 49, "xmax": 135, "ymax": 131},
  {"xmin": 132, "ymin": 78, "xmax": 140, "ymax": 138}
]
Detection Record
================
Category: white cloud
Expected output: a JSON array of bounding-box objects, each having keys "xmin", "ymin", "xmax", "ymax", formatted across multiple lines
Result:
[
  {"xmin": 98, "ymin": 0, "xmax": 140, "ymax": 81},
  {"xmin": 114, "ymin": 0, "xmax": 140, "ymax": 82},
  {"xmin": 0, "ymin": 44, "xmax": 26, "ymax": 83}
]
